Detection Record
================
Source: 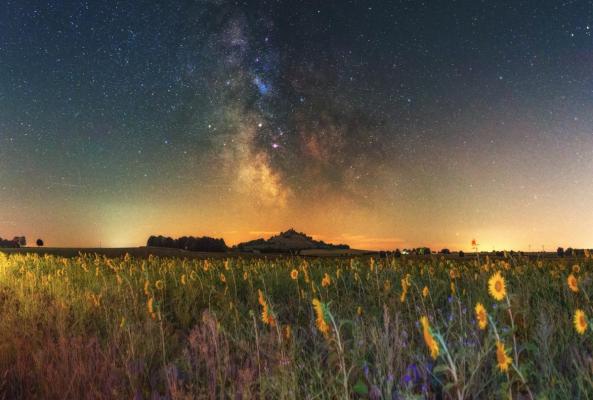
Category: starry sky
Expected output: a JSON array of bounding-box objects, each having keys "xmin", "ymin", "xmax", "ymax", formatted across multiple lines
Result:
[{"xmin": 1, "ymin": 1, "xmax": 593, "ymax": 250}]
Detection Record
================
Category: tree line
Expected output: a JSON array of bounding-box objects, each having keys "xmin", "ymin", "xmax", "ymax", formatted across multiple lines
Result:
[
  {"xmin": 0, "ymin": 236, "xmax": 44, "ymax": 248},
  {"xmin": 146, "ymin": 235, "xmax": 228, "ymax": 252}
]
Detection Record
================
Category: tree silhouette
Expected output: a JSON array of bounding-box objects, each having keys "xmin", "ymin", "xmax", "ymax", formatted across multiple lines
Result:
[
  {"xmin": 36, "ymin": 239, "xmax": 44, "ymax": 247},
  {"xmin": 146, "ymin": 235, "xmax": 227, "ymax": 252},
  {"xmin": 13, "ymin": 236, "xmax": 26, "ymax": 246}
]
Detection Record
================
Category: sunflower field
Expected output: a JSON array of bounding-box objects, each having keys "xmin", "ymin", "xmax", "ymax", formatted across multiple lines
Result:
[{"xmin": 0, "ymin": 251, "xmax": 592, "ymax": 399}]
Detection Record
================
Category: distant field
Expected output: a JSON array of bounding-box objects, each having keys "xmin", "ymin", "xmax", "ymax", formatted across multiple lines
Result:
[
  {"xmin": 1, "ymin": 246, "xmax": 373, "ymax": 259},
  {"xmin": 0, "ymin": 250, "xmax": 591, "ymax": 398}
]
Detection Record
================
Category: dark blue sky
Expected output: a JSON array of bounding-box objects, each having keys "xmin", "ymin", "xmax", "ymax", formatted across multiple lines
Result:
[{"xmin": 1, "ymin": 1, "xmax": 592, "ymax": 250}]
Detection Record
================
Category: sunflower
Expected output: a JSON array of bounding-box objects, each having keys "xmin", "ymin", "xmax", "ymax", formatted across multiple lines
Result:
[
  {"xmin": 574, "ymin": 309, "xmax": 587, "ymax": 335},
  {"xmin": 449, "ymin": 268, "xmax": 459, "ymax": 280},
  {"xmin": 283, "ymin": 325, "xmax": 292, "ymax": 340},
  {"xmin": 290, "ymin": 269, "xmax": 299, "ymax": 280},
  {"xmin": 321, "ymin": 273, "xmax": 331, "ymax": 287},
  {"xmin": 147, "ymin": 297, "xmax": 156, "ymax": 320},
  {"xmin": 400, "ymin": 278, "xmax": 409, "ymax": 303},
  {"xmin": 474, "ymin": 302, "xmax": 488, "ymax": 330},
  {"xmin": 422, "ymin": 286, "xmax": 429, "ymax": 298},
  {"xmin": 258, "ymin": 289, "xmax": 276, "ymax": 327},
  {"xmin": 312, "ymin": 299, "xmax": 331, "ymax": 337},
  {"xmin": 220, "ymin": 273, "xmax": 226, "ymax": 284},
  {"xmin": 155, "ymin": 280, "xmax": 164, "ymax": 290},
  {"xmin": 420, "ymin": 316, "xmax": 439, "ymax": 359},
  {"xmin": 189, "ymin": 270, "xmax": 197, "ymax": 281},
  {"xmin": 488, "ymin": 271, "xmax": 506, "ymax": 301},
  {"xmin": 495, "ymin": 341, "xmax": 512, "ymax": 372},
  {"xmin": 567, "ymin": 274, "xmax": 579, "ymax": 293}
]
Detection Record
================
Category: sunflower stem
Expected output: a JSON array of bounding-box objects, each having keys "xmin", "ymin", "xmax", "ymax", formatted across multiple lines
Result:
[{"xmin": 327, "ymin": 310, "xmax": 349, "ymax": 400}]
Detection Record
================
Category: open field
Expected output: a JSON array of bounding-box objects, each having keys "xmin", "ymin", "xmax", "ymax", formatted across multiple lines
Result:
[
  {"xmin": 0, "ymin": 246, "xmax": 577, "ymax": 260},
  {"xmin": 0, "ymin": 251, "xmax": 592, "ymax": 399}
]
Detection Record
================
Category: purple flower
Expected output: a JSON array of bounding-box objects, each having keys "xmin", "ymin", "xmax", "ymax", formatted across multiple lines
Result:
[{"xmin": 402, "ymin": 363, "xmax": 420, "ymax": 387}]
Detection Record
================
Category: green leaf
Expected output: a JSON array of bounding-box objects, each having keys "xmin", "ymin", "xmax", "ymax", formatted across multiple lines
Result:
[
  {"xmin": 353, "ymin": 381, "xmax": 369, "ymax": 395},
  {"xmin": 433, "ymin": 364, "xmax": 449, "ymax": 374}
]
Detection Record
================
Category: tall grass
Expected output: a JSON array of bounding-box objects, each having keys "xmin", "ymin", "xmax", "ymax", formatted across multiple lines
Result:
[{"xmin": 0, "ymin": 251, "xmax": 591, "ymax": 398}]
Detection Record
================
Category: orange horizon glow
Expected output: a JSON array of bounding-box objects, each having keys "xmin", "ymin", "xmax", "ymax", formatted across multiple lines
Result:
[{"xmin": 2, "ymin": 223, "xmax": 591, "ymax": 253}]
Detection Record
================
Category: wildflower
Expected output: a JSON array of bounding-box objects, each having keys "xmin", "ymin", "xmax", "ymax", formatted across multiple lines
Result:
[
  {"xmin": 284, "ymin": 325, "xmax": 292, "ymax": 340},
  {"xmin": 321, "ymin": 273, "xmax": 331, "ymax": 287},
  {"xmin": 474, "ymin": 303, "xmax": 488, "ymax": 330},
  {"xmin": 422, "ymin": 286, "xmax": 429, "ymax": 298},
  {"xmin": 180, "ymin": 274, "xmax": 186, "ymax": 285},
  {"xmin": 573, "ymin": 264, "xmax": 581, "ymax": 274},
  {"xmin": 120, "ymin": 316, "xmax": 126, "ymax": 328},
  {"xmin": 155, "ymin": 280, "xmax": 164, "ymax": 290},
  {"xmin": 567, "ymin": 274, "xmax": 579, "ymax": 293},
  {"xmin": 220, "ymin": 273, "xmax": 226, "ymax": 284},
  {"xmin": 495, "ymin": 341, "xmax": 512, "ymax": 372},
  {"xmin": 488, "ymin": 271, "xmax": 506, "ymax": 301},
  {"xmin": 420, "ymin": 316, "xmax": 439, "ymax": 359},
  {"xmin": 312, "ymin": 299, "xmax": 331, "ymax": 337},
  {"xmin": 290, "ymin": 269, "xmax": 299, "ymax": 280},
  {"xmin": 243, "ymin": 271, "xmax": 248, "ymax": 281},
  {"xmin": 357, "ymin": 306, "xmax": 363, "ymax": 316},
  {"xmin": 189, "ymin": 270, "xmax": 197, "ymax": 281},
  {"xmin": 574, "ymin": 309, "xmax": 587, "ymax": 335}
]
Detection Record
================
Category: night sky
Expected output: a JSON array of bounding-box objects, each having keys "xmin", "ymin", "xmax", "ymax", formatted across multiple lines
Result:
[{"xmin": 1, "ymin": 1, "xmax": 592, "ymax": 250}]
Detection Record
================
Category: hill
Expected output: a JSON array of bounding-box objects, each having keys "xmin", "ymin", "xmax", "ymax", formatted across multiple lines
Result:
[{"xmin": 235, "ymin": 228, "xmax": 349, "ymax": 253}]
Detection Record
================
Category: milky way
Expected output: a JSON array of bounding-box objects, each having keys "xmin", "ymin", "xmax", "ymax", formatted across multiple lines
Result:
[
  {"xmin": 1, "ymin": 1, "xmax": 592, "ymax": 250},
  {"xmin": 183, "ymin": 2, "xmax": 392, "ymax": 209}
]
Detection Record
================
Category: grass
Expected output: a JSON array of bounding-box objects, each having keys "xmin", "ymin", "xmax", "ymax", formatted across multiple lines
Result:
[{"xmin": 0, "ymin": 250, "xmax": 592, "ymax": 399}]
